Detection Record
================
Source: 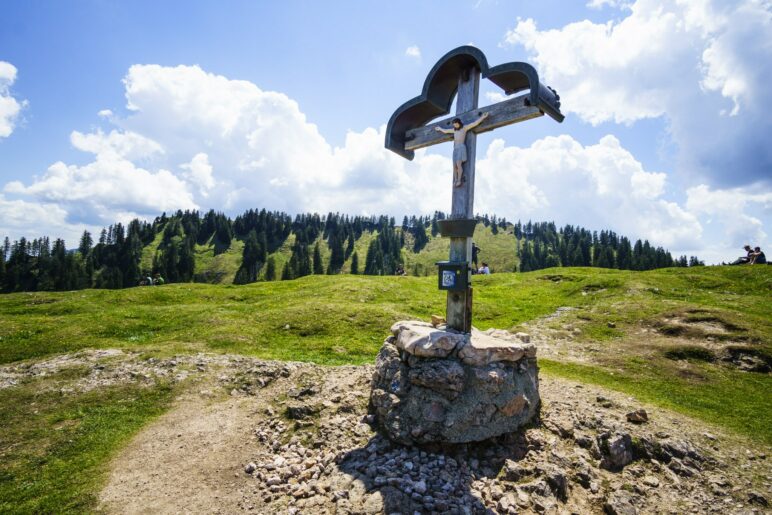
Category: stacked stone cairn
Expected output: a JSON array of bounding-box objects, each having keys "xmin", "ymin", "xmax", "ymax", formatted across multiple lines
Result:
[{"xmin": 369, "ymin": 320, "xmax": 540, "ymax": 446}]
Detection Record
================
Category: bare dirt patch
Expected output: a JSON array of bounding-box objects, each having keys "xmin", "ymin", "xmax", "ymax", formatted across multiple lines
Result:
[
  {"xmin": 85, "ymin": 355, "xmax": 770, "ymax": 514},
  {"xmin": 99, "ymin": 394, "xmax": 257, "ymax": 514}
]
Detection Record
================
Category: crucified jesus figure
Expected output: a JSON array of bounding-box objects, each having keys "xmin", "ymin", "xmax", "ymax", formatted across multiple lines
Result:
[{"xmin": 435, "ymin": 112, "xmax": 489, "ymax": 187}]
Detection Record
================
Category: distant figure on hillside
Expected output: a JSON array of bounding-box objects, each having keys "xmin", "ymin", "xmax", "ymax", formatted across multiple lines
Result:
[
  {"xmin": 749, "ymin": 246, "xmax": 766, "ymax": 264},
  {"xmin": 395, "ymin": 265, "xmax": 407, "ymax": 276},
  {"xmin": 472, "ymin": 242, "xmax": 481, "ymax": 268},
  {"xmin": 478, "ymin": 262, "xmax": 491, "ymax": 275},
  {"xmin": 153, "ymin": 273, "xmax": 165, "ymax": 285},
  {"xmin": 435, "ymin": 112, "xmax": 489, "ymax": 187},
  {"xmin": 730, "ymin": 245, "xmax": 754, "ymax": 265}
]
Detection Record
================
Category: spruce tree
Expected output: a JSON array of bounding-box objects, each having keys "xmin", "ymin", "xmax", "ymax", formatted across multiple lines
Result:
[
  {"xmin": 313, "ymin": 242, "xmax": 324, "ymax": 274},
  {"xmin": 350, "ymin": 251, "xmax": 359, "ymax": 274},
  {"xmin": 412, "ymin": 222, "xmax": 429, "ymax": 252},
  {"xmin": 78, "ymin": 230, "xmax": 93, "ymax": 257},
  {"xmin": 0, "ymin": 245, "xmax": 5, "ymax": 290},
  {"xmin": 345, "ymin": 234, "xmax": 355, "ymax": 260},
  {"xmin": 235, "ymin": 230, "xmax": 261, "ymax": 284},
  {"xmin": 178, "ymin": 240, "xmax": 195, "ymax": 282},
  {"xmin": 326, "ymin": 235, "xmax": 344, "ymax": 274},
  {"xmin": 264, "ymin": 256, "xmax": 276, "ymax": 280}
]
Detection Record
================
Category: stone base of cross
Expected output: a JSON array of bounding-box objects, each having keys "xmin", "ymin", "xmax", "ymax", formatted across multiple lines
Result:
[{"xmin": 385, "ymin": 46, "xmax": 563, "ymax": 332}]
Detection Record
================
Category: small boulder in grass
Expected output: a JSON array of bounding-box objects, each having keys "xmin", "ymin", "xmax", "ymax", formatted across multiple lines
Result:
[{"xmin": 626, "ymin": 409, "xmax": 649, "ymax": 424}]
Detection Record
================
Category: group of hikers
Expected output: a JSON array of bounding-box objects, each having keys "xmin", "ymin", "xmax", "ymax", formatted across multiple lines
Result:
[
  {"xmin": 138, "ymin": 273, "xmax": 165, "ymax": 286},
  {"xmin": 732, "ymin": 245, "xmax": 766, "ymax": 265}
]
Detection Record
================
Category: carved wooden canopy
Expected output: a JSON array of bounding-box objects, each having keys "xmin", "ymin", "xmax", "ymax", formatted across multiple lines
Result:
[{"xmin": 385, "ymin": 45, "xmax": 564, "ymax": 160}]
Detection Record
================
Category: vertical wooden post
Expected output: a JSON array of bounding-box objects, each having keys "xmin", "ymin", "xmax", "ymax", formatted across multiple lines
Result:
[{"xmin": 446, "ymin": 66, "xmax": 480, "ymax": 333}]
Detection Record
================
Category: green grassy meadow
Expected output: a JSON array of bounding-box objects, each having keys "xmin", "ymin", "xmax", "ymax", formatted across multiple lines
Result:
[
  {"xmin": 0, "ymin": 376, "xmax": 173, "ymax": 513},
  {"xmin": 0, "ymin": 265, "xmax": 770, "ymax": 512}
]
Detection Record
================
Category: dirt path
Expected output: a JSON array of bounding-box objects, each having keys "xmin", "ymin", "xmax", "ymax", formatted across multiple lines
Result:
[
  {"xmin": 98, "ymin": 393, "xmax": 258, "ymax": 514},
  {"xmin": 94, "ymin": 359, "xmax": 771, "ymax": 514}
]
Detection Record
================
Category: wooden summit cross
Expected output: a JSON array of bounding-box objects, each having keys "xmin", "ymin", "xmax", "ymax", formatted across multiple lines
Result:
[{"xmin": 385, "ymin": 46, "xmax": 564, "ymax": 333}]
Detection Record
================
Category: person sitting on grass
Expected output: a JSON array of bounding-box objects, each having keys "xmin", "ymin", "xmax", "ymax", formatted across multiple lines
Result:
[
  {"xmin": 749, "ymin": 246, "xmax": 766, "ymax": 264},
  {"xmin": 478, "ymin": 262, "xmax": 491, "ymax": 275},
  {"xmin": 731, "ymin": 245, "xmax": 754, "ymax": 265}
]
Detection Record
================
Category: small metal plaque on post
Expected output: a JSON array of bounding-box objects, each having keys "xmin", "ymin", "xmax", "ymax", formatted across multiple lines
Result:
[{"xmin": 437, "ymin": 261, "xmax": 469, "ymax": 291}]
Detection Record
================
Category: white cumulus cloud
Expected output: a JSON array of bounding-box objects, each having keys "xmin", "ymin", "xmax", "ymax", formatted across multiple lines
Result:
[
  {"xmin": 503, "ymin": 0, "xmax": 772, "ymax": 187},
  {"xmin": 475, "ymin": 134, "xmax": 702, "ymax": 251},
  {"xmin": 3, "ymin": 62, "xmax": 767, "ymax": 262},
  {"xmin": 70, "ymin": 129, "xmax": 164, "ymax": 160},
  {"xmin": 0, "ymin": 61, "xmax": 25, "ymax": 138},
  {"xmin": 180, "ymin": 152, "xmax": 216, "ymax": 196}
]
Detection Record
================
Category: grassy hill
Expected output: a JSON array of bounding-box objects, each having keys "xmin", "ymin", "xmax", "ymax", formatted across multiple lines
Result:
[
  {"xmin": 1, "ymin": 265, "xmax": 770, "ymax": 437},
  {"xmin": 1, "ymin": 265, "xmax": 770, "ymax": 512}
]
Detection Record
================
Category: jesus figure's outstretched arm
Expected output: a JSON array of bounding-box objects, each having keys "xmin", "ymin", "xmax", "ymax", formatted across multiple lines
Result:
[
  {"xmin": 434, "ymin": 126, "xmax": 454, "ymax": 134},
  {"xmin": 465, "ymin": 112, "xmax": 489, "ymax": 131}
]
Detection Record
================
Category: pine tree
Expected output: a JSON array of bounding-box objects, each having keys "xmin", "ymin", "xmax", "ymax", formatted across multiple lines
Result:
[
  {"xmin": 281, "ymin": 262, "xmax": 293, "ymax": 280},
  {"xmin": 0, "ymin": 245, "xmax": 5, "ymax": 290},
  {"xmin": 78, "ymin": 231, "xmax": 93, "ymax": 257},
  {"xmin": 326, "ymin": 234, "xmax": 344, "ymax": 274},
  {"xmin": 412, "ymin": 222, "xmax": 429, "ymax": 252},
  {"xmin": 617, "ymin": 238, "xmax": 633, "ymax": 270},
  {"xmin": 345, "ymin": 234, "xmax": 355, "ymax": 260},
  {"xmin": 235, "ymin": 230, "xmax": 262, "ymax": 284},
  {"xmin": 288, "ymin": 241, "xmax": 311, "ymax": 278},
  {"xmin": 264, "ymin": 256, "xmax": 276, "ymax": 280},
  {"xmin": 430, "ymin": 217, "xmax": 439, "ymax": 237},
  {"xmin": 350, "ymin": 251, "xmax": 359, "ymax": 274},
  {"xmin": 178, "ymin": 240, "xmax": 195, "ymax": 282},
  {"xmin": 313, "ymin": 242, "xmax": 324, "ymax": 274},
  {"xmin": 364, "ymin": 239, "xmax": 384, "ymax": 275}
]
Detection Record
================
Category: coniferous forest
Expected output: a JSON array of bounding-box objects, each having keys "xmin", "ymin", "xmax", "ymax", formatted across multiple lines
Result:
[{"xmin": 0, "ymin": 208, "xmax": 704, "ymax": 293}]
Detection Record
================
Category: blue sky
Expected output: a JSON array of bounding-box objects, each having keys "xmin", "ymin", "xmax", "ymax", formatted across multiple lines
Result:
[{"xmin": 1, "ymin": 0, "xmax": 770, "ymax": 263}]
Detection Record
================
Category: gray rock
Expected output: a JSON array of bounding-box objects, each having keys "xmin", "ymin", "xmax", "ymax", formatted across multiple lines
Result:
[
  {"xmin": 604, "ymin": 490, "xmax": 638, "ymax": 515},
  {"xmin": 245, "ymin": 462, "xmax": 257, "ymax": 474},
  {"xmin": 543, "ymin": 466, "xmax": 568, "ymax": 501},
  {"xmin": 748, "ymin": 491, "xmax": 768, "ymax": 507},
  {"xmin": 369, "ymin": 323, "xmax": 540, "ymax": 445},
  {"xmin": 457, "ymin": 329, "xmax": 535, "ymax": 366},
  {"xmin": 497, "ymin": 493, "xmax": 517, "ymax": 512},
  {"xmin": 408, "ymin": 360, "xmax": 465, "ymax": 399},
  {"xmin": 626, "ymin": 409, "xmax": 648, "ymax": 424},
  {"xmin": 285, "ymin": 403, "xmax": 320, "ymax": 420},
  {"xmin": 391, "ymin": 321, "xmax": 465, "ymax": 358},
  {"xmin": 598, "ymin": 432, "xmax": 635, "ymax": 470}
]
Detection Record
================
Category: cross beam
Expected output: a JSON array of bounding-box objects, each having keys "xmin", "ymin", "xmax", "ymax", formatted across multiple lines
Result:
[{"xmin": 404, "ymin": 93, "xmax": 543, "ymax": 152}]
